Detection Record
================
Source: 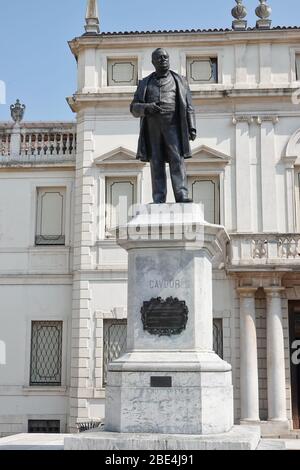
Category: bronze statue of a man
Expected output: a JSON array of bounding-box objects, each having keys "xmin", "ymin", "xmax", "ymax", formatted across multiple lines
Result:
[{"xmin": 130, "ymin": 48, "xmax": 197, "ymax": 203}]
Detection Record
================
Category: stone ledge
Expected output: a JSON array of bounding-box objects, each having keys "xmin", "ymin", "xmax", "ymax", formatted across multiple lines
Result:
[{"xmin": 64, "ymin": 425, "xmax": 261, "ymax": 450}]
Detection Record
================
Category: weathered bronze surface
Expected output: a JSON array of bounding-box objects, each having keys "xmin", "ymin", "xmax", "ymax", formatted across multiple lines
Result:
[
  {"xmin": 130, "ymin": 48, "xmax": 197, "ymax": 204},
  {"xmin": 141, "ymin": 296, "xmax": 188, "ymax": 336}
]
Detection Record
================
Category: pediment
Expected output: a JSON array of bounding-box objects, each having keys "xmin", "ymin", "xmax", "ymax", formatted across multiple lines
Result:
[
  {"xmin": 94, "ymin": 147, "xmax": 142, "ymax": 165},
  {"xmin": 189, "ymin": 145, "xmax": 231, "ymax": 164},
  {"xmin": 285, "ymin": 128, "xmax": 300, "ymax": 165}
]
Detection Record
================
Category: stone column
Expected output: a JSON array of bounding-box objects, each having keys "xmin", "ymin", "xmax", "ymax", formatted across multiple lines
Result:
[
  {"xmin": 10, "ymin": 123, "xmax": 21, "ymax": 158},
  {"xmin": 265, "ymin": 287, "xmax": 287, "ymax": 422},
  {"xmin": 69, "ymin": 116, "xmax": 96, "ymax": 432},
  {"xmin": 238, "ymin": 287, "xmax": 260, "ymax": 422}
]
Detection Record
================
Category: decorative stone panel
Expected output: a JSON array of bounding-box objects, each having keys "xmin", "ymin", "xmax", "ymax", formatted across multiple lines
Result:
[
  {"xmin": 187, "ymin": 57, "xmax": 218, "ymax": 84},
  {"xmin": 107, "ymin": 59, "xmax": 138, "ymax": 86}
]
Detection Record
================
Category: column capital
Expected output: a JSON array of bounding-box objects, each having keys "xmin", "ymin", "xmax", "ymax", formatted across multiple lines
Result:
[
  {"xmin": 237, "ymin": 287, "xmax": 257, "ymax": 298},
  {"xmin": 255, "ymin": 115, "xmax": 279, "ymax": 125},
  {"xmin": 232, "ymin": 115, "xmax": 253, "ymax": 125},
  {"xmin": 264, "ymin": 286, "xmax": 285, "ymax": 298}
]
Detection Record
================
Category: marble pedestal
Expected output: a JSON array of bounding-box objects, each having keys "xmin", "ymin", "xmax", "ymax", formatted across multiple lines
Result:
[
  {"xmin": 65, "ymin": 204, "xmax": 261, "ymax": 449},
  {"xmin": 106, "ymin": 204, "xmax": 233, "ymax": 435}
]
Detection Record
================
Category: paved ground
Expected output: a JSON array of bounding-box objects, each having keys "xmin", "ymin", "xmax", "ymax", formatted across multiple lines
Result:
[
  {"xmin": 0, "ymin": 433, "xmax": 300, "ymax": 450},
  {"xmin": 0, "ymin": 433, "xmax": 66, "ymax": 450}
]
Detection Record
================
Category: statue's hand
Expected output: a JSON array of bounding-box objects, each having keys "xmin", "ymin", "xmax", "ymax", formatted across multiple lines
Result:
[
  {"xmin": 189, "ymin": 130, "xmax": 197, "ymax": 141},
  {"xmin": 145, "ymin": 103, "xmax": 162, "ymax": 114}
]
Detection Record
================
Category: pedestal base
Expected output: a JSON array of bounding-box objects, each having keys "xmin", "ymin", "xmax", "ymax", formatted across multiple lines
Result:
[
  {"xmin": 64, "ymin": 426, "xmax": 261, "ymax": 450},
  {"xmin": 232, "ymin": 20, "xmax": 247, "ymax": 31},
  {"xmin": 106, "ymin": 351, "xmax": 233, "ymax": 435},
  {"xmin": 240, "ymin": 419, "xmax": 290, "ymax": 437},
  {"xmin": 256, "ymin": 19, "xmax": 272, "ymax": 30}
]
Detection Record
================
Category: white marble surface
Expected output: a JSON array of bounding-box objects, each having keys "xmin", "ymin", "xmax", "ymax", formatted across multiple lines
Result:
[
  {"xmin": 104, "ymin": 205, "xmax": 233, "ymax": 435},
  {"xmin": 105, "ymin": 368, "xmax": 233, "ymax": 434},
  {"xmin": 0, "ymin": 433, "xmax": 66, "ymax": 450},
  {"xmin": 64, "ymin": 425, "xmax": 261, "ymax": 450}
]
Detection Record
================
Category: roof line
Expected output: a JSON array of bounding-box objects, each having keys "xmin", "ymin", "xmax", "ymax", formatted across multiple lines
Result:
[{"xmin": 80, "ymin": 25, "xmax": 300, "ymax": 37}]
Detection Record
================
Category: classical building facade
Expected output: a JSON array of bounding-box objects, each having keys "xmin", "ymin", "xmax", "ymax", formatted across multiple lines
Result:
[{"xmin": 0, "ymin": 1, "xmax": 300, "ymax": 436}]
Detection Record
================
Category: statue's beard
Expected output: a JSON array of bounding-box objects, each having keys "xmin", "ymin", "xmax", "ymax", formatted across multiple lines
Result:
[{"xmin": 156, "ymin": 65, "xmax": 170, "ymax": 76}]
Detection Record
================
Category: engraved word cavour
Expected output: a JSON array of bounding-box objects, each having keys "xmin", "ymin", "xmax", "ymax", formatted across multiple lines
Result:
[{"xmin": 149, "ymin": 279, "xmax": 185, "ymax": 289}]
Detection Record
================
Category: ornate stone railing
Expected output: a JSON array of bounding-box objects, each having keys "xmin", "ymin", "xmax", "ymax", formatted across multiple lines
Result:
[
  {"xmin": 0, "ymin": 122, "xmax": 76, "ymax": 163},
  {"xmin": 229, "ymin": 233, "xmax": 300, "ymax": 269}
]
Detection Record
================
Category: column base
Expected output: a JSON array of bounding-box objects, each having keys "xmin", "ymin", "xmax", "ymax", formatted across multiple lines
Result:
[{"xmin": 259, "ymin": 420, "xmax": 290, "ymax": 437}]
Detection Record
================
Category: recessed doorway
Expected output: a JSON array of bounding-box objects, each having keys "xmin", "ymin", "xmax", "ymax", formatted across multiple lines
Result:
[{"xmin": 289, "ymin": 301, "xmax": 300, "ymax": 429}]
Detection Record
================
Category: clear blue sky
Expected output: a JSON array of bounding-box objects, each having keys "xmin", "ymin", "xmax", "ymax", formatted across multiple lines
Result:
[{"xmin": 0, "ymin": 0, "xmax": 300, "ymax": 121}]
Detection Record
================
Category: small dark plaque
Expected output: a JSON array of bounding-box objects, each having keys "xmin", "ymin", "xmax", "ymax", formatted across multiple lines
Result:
[
  {"xmin": 151, "ymin": 376, "xmax": 172, "ymax": 388},
  {"xmin": 141, "ymin": 297, "xmax": 188, "ymax": 336}
]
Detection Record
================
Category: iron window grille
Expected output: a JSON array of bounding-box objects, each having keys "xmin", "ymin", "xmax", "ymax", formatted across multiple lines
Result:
[
  {"xmin": 30, "ymin": 321, "xmax": 63, "ymax": 386},
  {"xmin": 103, "ymin": 320, "xmax": 127, "ymax": 386},
  {"xmin": 213, "ymin": 318, "xmax": 223, "ymax": 359},
  {"xmin": 28, "ymin": 419, "xmax": 60, "ymax": 433}
]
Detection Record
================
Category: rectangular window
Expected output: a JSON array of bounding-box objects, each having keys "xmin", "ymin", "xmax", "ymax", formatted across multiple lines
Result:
[
  {"xmin": 213, "ymin": 319, "xmax": 223, "ymax": 359},
  {"xmin": 188, "ymin": 176, "xmax": 220, "ymax": 224},
  {"xmin": 35, "ymin": 187, "xmax": 66, "ymax": 245},
  {"xmin": 28, "ymin": 420, "xmax": 60, "ymax": 433},
  {"xmin": 103, "ymin": 320, "xmax": 127, "ymax": 386},
  {"xmin": 107, "ymin": 58, "xmax": 138, "ymax": 86},
  {"xmin": 105, "ymin": 177, "xmax": 137, "ymax": 236},
  {"xmin": 296, "ymin": 54, "xmax": 300, "ymax": 81},
  {"xmin": 187, "ymin": 57, "xmax": 218, "ymax": 84},
  {"xmin": 30, "ymin": 321, "xmax": 63, "ymax": 386}
]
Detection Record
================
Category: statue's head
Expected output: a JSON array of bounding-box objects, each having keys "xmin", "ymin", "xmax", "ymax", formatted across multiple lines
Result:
[{"xmin": 152, "ymin": 48, "xmax": 170, "ymax": 75}]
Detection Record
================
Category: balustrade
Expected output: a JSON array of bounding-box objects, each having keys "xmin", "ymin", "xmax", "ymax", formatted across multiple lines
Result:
[
  {"xmin": 0, "ymin": 123, "xmax": 76, "ymax": 160},
  {"xmin": 230, "ymin": 233, "xmax": 300, "ymax": 267}
]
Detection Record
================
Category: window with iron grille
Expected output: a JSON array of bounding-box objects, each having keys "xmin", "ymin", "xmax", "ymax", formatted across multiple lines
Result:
[
  {"xmin": 30, "ymin": 321, "xmax": 63, "ymax": 386},
  {"xmin": 28, "ymin": 420, "xmax": 60, "ymax": 433},
  {"xmin": 213, "ymin": 318, "xmax": 223, "ymax": 359},
  {"xmin": 103, "ymin": 320, "xmax": 127, "ymax": 386}
]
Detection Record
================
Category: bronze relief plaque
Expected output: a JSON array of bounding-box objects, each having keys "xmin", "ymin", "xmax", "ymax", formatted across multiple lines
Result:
[{"xmin": 141, "ymin": 297, "xmax": 188, "ymax": 336}]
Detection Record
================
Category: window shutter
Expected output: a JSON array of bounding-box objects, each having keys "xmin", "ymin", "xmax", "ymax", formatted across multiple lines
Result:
[
  {"xmin": 36, "ymin": 188, "xmax": 66, "ymax": 245},
  {"xmin": 106, "ymin": 178, "xmax": 136, "ymax": 234},
  {"xmin": 188, "ymin": 178, "xmax": 219, "ymax": 224}
]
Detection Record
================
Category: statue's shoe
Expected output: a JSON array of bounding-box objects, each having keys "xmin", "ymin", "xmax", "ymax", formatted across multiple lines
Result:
[{"xmin": 177, "ymin": 198, "xmax": 193, "ymax": 203}]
